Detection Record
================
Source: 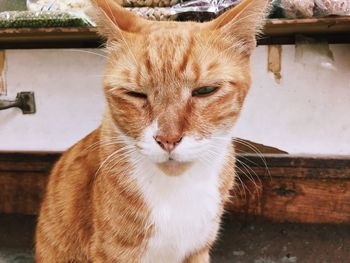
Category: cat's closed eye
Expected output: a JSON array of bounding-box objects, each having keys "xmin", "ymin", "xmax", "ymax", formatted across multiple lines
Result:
[
  {"xmin": 192, "ymin": 86, "xmax": 219, "ymax": 97},
  {"xmin": 126, "ymin": 91, "xmax": 148, "ymax": 99}
]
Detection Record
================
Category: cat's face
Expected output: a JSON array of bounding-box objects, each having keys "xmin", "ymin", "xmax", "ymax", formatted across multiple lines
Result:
[{"xmin": 92, "ymin": 0, "xmax": 268, "ymax": 175}]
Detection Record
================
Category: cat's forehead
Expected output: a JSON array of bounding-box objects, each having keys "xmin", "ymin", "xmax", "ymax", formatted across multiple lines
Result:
[
  {"xmin": 105, "ymin": 22, "xmax": 247, "ymax": 90},
  {"xmin": 146, "ymin": 21, "xmax": 202, "ymax": 35},
  {"xmin": 132, "ymin": 26, "xmax": 220, "ymax": 68},
  {"xmin": 141, "ymin": 25, "xmax": 201, "ymax": 47},
  {"xmin": 142, "ymin": 32, "xmax": 197, "ymax": 57},
  {"xmin": 105, "ymin": 29, "xmax": 243, "ymax": 90}
]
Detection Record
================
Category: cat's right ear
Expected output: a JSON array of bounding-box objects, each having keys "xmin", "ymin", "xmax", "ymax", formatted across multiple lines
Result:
[{"xmin": 90, "ymin": 0, "xmax": 148, "ymax": 41}]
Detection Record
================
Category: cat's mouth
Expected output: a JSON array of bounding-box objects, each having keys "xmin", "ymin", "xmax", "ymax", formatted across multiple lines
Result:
[
  {"xmin": 156, "ymin": 158, "xmax": 192, "ymax": 176},
  {"xmin": 162, "ymin": 157, "xmax": 184, "ymax": 167}
]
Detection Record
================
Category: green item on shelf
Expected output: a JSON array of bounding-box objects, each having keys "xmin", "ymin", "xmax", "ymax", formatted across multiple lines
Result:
[
  {"xmin": 0, "ymin": 0, "xmax": 27, "ymax": 12},
  {"xmin": 0, "ymin": 11, "xmax": 91, "ymax": 28}
]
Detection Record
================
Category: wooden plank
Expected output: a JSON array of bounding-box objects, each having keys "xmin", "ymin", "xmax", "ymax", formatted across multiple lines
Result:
[
  {"xmin": 230, "ymin": 154, "xmax": 350, "ymax": 223},
  {"xmin": 0, "ymin": 171, "xmax": 48, "ymax": 214},
  {"xmin": 1, "ymin": 152, "xmax": 349, "ymax": 177},
  {"xmin": 267, "ymin": 45, "xmax": 282, "ymax": 83},
  {"xmin": 0, "ymin": 152, "xmax": 60, "ymax": 172},
  {"xmin": 264, "ymin": 16, "xmax": 350, "ymax": 35},
  {"xmin": 0, "ymin": 27, "xmax": 102, "ymax": 49},
  {"xmin": 0, "ymin": 152, "xmax": 57, "ymax": 214},
  {"xmin": 0, "ymin": 27, "xmax": 97, "ymax": 40},
  {"xmin": 229, "ymin": 177, "xmax": 350, "ymax": 224},
  {"xmin": 0, "ymin": 50, "xmax": 5, "ymax": 94},
  {"xmin": 0, "ymin": 152, "xmax": 349, "ymax": 223},
  {"xmin": 238, "ymin": 166, "xmax": 350, "ymax": 179},
  {"xmin": 238, "ymin": 154, "xmax": 350, "ymax": 169},
  {"xmin": 236, "ymin": 154, "xmax": 350, "ymax": 180},
  {"xmin": 0, "ymin": 17, "xmax": 350, "ymax": 49}
]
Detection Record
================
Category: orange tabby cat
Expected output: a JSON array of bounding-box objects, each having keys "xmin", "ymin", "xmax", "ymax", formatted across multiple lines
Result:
[{"xmin": 35, "ymin": 0, "xmax": 268, "ymax": 262}]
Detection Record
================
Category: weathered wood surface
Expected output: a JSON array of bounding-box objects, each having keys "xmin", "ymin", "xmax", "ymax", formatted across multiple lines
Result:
[
  {"xmin": 0, "ymin": 152, "xmax": 349, "ymax": 223},
  {"xmin": 229, "ymin": 177, "xmax": 350, "ymax": 224},
  {"xmin": 0, "ymin": 27, "xmax": 101, "ymax": 49},
  {"xmin": 0, "ymin": 172, "xmax": 47, "ymax": 214},
  {"xmin": 0, "ymin": 51, "xmax": 5, "ymax": 94},
  {"xmin": 235, "ymin": 154, "xmax": 350, "ymax": 179},
  {"xmin": 0, "ymin": 152, "xmax": 59, "ymax": 172},
  {"xmin": 0, "ymin": 152, "xmax": 59, "ymax": 214},
  {"xmin": 1, "ymin": 17, "xmax": 350, "ymax": 49},
  {"xmin": 229, "ymin": 154, "xmax": 350, "ymax": 223},
  {"xmin": 265, "ymin": 16, "xmax": 350, "ymax": 35}
]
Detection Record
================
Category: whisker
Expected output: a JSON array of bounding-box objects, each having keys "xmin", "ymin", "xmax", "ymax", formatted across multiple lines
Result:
[
  {"xmin": 85, "ymin": 137, "xmax": 133, "ymax": 152},
  {"xmin": 95, "ymin": 144, "xmax": 136, "ymax": 177},
  {"xmin": 236, "ymin": 158, "xmax": 262, "ymax": 195},
  {"xmin": 233, "ymin": 138, "xmax": 271, "ymax": 180},
  {"xmin": 62, "ymin": 49, "xmax": 108, "ymax": 59}
]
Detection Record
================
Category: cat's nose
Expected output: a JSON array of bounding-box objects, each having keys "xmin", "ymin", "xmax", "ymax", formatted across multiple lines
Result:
[{"xmin": 154, "ymin": 134, "xmax": 183, "ymax": 154}]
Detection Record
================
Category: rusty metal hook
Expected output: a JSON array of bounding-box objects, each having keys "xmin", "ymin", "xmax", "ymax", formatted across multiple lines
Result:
[{"xmin": 0, "ymin": 92, "xmax": 36, "ymax": 114}]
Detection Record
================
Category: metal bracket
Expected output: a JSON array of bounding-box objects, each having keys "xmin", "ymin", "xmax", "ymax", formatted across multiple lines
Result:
[{"xmin": 0, "ymin": 92, "xmax": 36, "ymax": 114}]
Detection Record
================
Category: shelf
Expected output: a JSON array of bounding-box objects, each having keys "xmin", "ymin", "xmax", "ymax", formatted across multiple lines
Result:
[
  {"xmin": 0, "ymin": 16, "xmax": 350, "ymax": 49},
  {"xmin": 0, "ymin": 27, "xmax": 101, "ymax": 49},
  {"xmin": 264, "ymin": 16, "xmax": 350, "ymax": 35},
  {"xmin": 261, "ymin": 16, "xmax": 350, "ymax": 45}
]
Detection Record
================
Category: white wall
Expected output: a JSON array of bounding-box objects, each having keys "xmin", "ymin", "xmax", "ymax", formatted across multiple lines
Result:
[
  {"xmin": 0, "ymin": 49, "xmax": 105, "ymax": 151},
  {"xmin": 234, "ymin": 44, "xmax": 350, "ymax": 155},
  {"xmin": 0, "ymin": 45, "xmax": 349, "ymax": 155}
]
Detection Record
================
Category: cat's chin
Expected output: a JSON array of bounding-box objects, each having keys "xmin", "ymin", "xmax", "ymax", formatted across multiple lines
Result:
[{"xmin": 156, "ymin": 160, "xmax": 192, "ymax": 176}]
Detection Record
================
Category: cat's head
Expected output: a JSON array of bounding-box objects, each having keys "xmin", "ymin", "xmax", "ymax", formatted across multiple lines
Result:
[{"xmin": 92, "ymin": 0, "xmax": 269, "ymax": 175}]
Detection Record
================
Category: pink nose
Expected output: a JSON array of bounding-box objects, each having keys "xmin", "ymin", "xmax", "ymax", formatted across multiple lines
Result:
[{"xmin": 154, "ymin": 135, "xmax": 183, "ymax": 153}]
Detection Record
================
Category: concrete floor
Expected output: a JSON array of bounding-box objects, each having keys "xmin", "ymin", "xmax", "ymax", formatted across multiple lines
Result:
[{"xmin": 0, "ymin": 214, "xmax": 349, "ymax": 263}]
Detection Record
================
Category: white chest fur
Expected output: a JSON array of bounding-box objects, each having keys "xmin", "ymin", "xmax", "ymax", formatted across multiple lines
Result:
[{"xmin": 131, "ymin": 156, "xmax": 227, "ymax": 263}]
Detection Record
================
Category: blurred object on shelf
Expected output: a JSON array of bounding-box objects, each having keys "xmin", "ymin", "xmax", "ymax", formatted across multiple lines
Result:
[
  {"xmin": 271, "ymin": 0, "xmax": 350, "ymax": 18},
  {"xmin": 26, "ymin": 0, "xmax": 91, "ymax": 13},
  {"xmin": 128, "ymin": 7, "xmax": 176, "ymax": 21},
  {"xmin": 120, "ymin": 0, "xmax": 180, "ymax": 8},
  {"xmin": 128, "ymin": 0, "xmax": 241, "ymax": 21},
  {"xmin": 280, "ymin": 0, "xmax": 315, "ymax": 18},
  {"xmin": 315, "ymin": 0, "xmax": 350, "ymax": 16},
  {"xmin": 0, "ymin": 0, "xmax": 27, "ymax": 12},
  {"xmin": 0, "ymin": 0, "xmax": 93, "ymax": 29},
  {"xmin": 26, "ymin": 0, "xmax": 242, "ymax": 22},
  {"xmin": 0, "ymin": 11, "xmax": 92, "ymax": 28}
]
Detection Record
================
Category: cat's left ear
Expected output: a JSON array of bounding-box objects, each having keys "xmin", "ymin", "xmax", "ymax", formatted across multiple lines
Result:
[
  {"xmin": 90, "ymin": 0, "xmax": 149, "ymax": 41},
  {"xmin": 206, "ymin": 0, "xmax": 270, "ymax": 55}
]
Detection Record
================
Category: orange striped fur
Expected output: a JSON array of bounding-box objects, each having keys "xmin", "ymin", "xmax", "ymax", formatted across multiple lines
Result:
[{"xmin": 35, "ymin": 0, "xmax": 269, "ymax": 262}]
